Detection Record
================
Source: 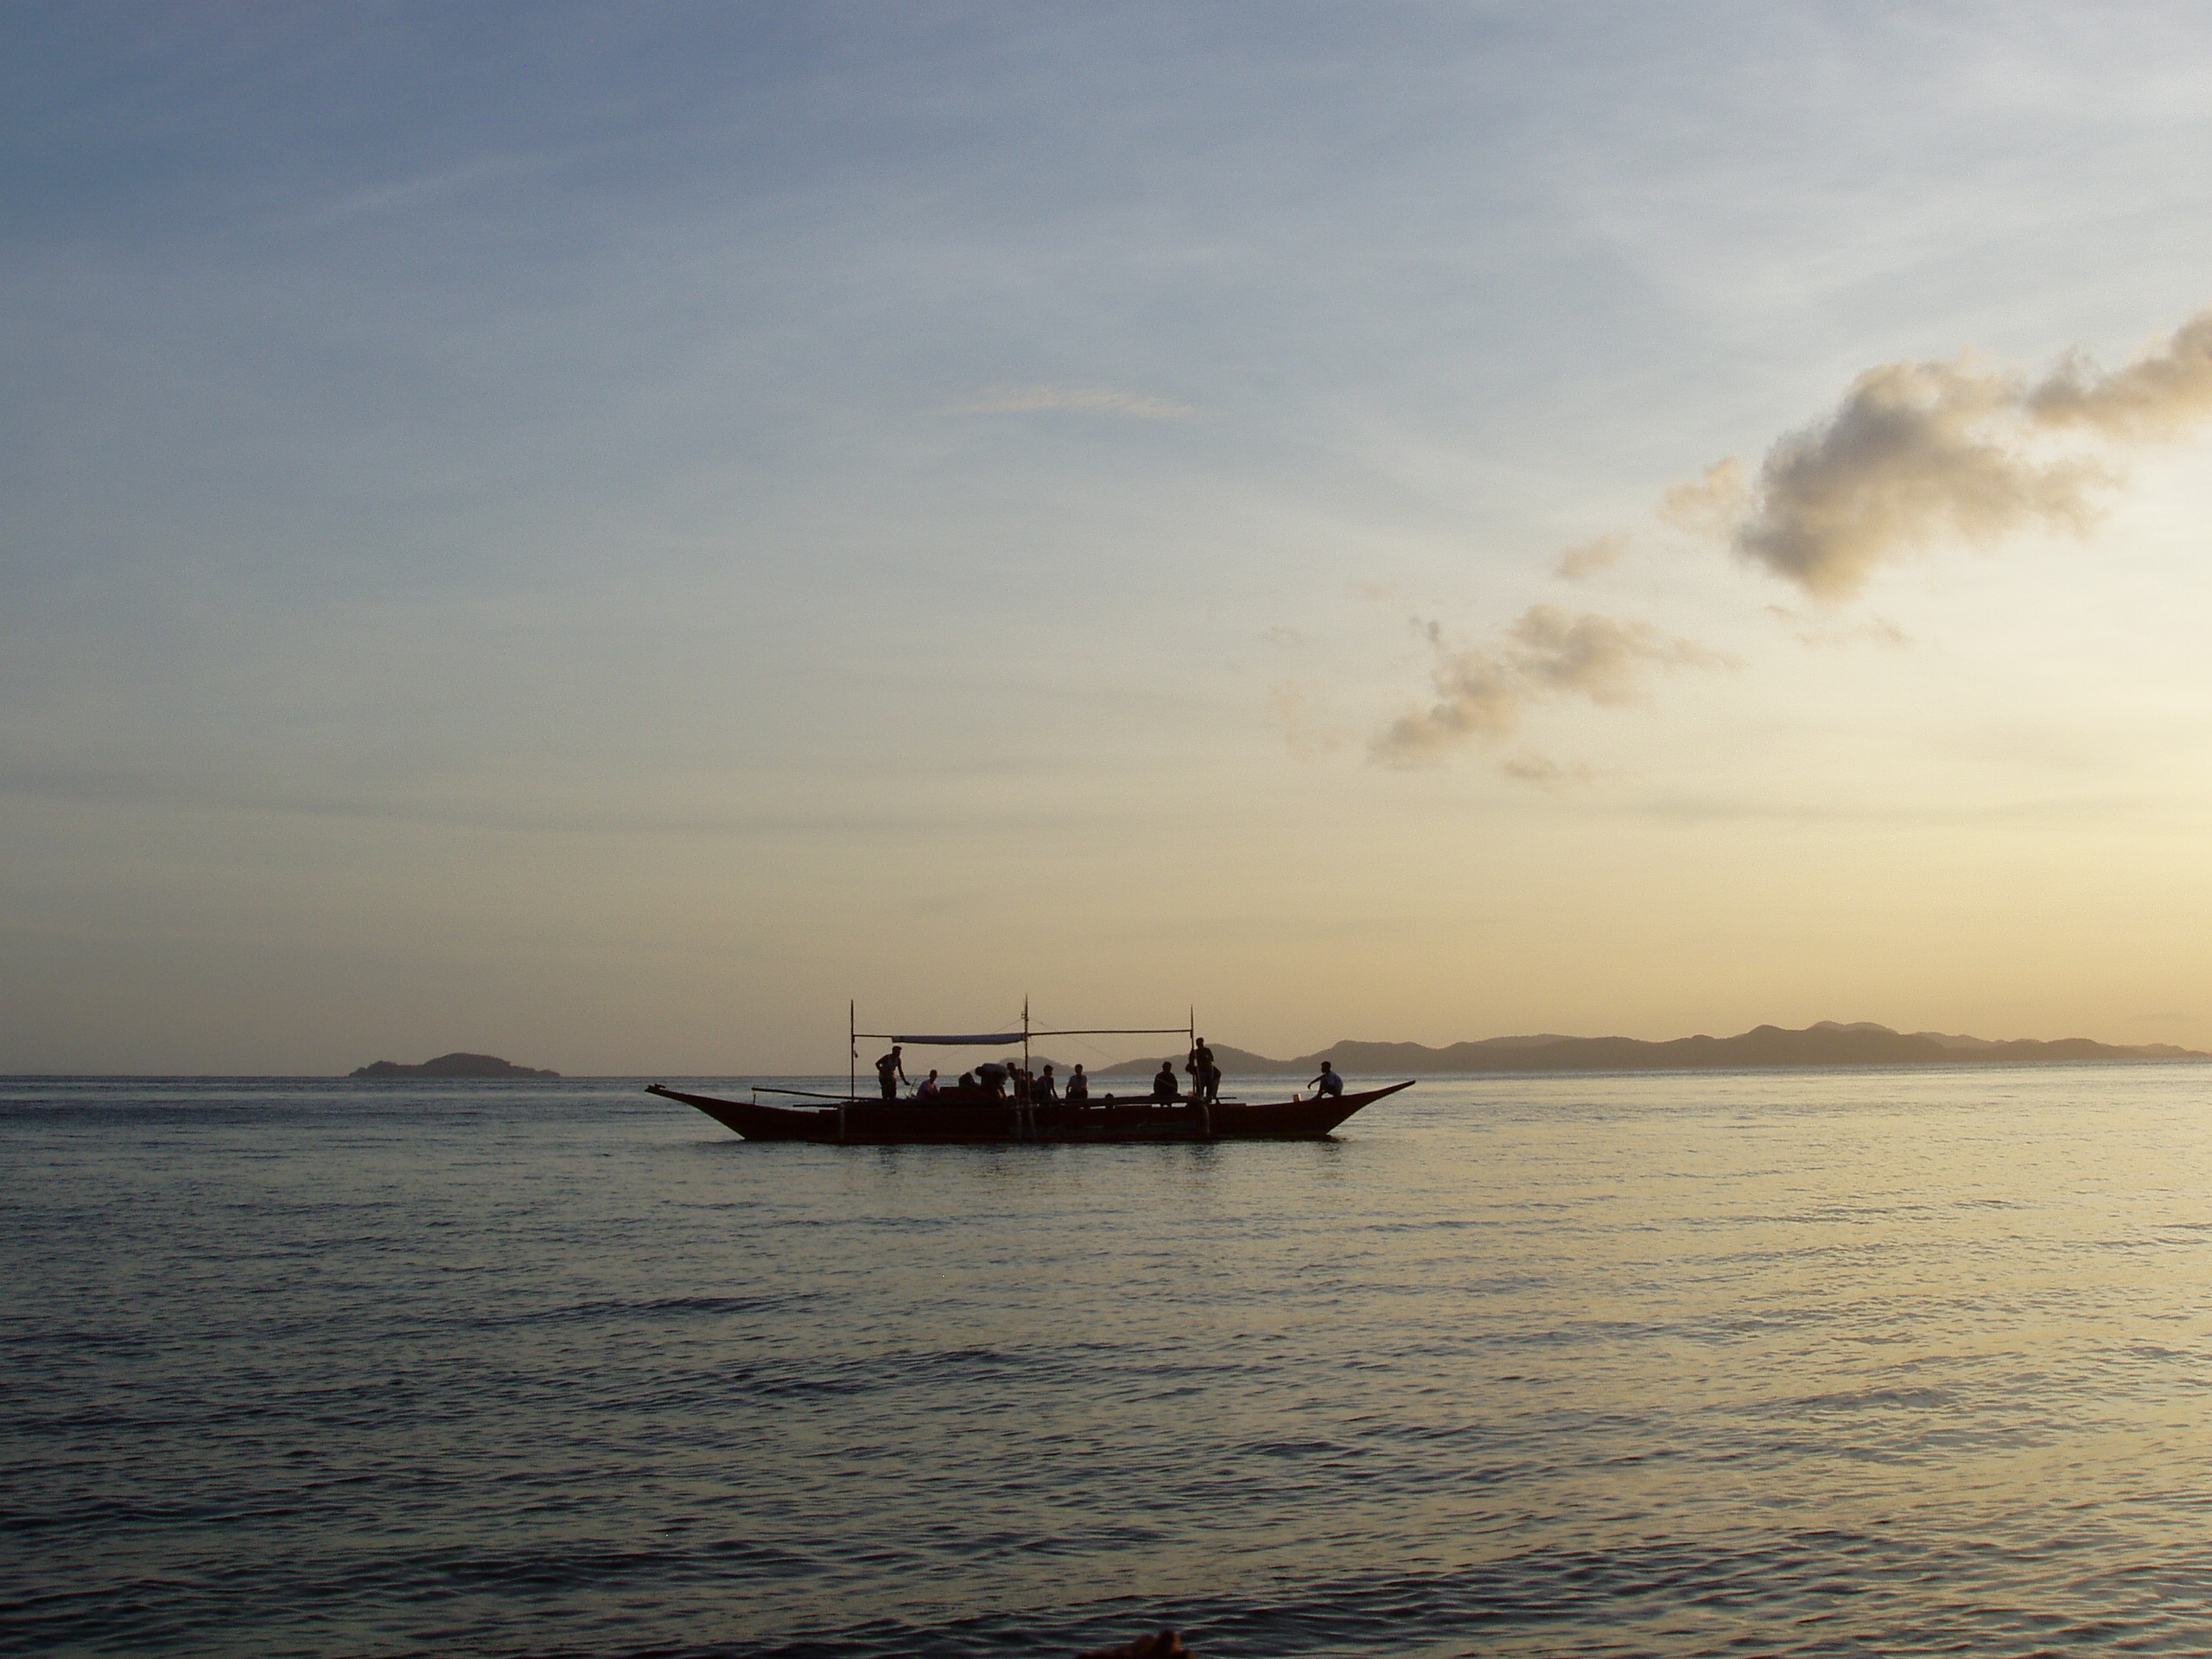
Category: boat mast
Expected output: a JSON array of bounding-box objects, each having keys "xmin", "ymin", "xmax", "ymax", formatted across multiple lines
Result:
[
  {"xmin": 849, "ymin": 1001, "xmax": 856, "ymax": 1100},
  {"xmin": 1022, "ymin": 995, "xmax": 1031, "ymax": 1084}
]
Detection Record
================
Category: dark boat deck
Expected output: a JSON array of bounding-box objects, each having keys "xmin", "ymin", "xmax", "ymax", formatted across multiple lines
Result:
[{"xmin": 646, "ymin": 1080, "xmax": 1414, "ymax": 1143}]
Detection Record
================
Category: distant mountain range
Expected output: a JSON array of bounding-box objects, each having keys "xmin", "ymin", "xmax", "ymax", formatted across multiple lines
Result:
[
  {"xmin": 350, "ymin": 1052, "xmax": 559, "ymax": 1078},
  {"xmin": 1096, "ymin": 1021, "xmax": 2205, "ymax": 1077}
]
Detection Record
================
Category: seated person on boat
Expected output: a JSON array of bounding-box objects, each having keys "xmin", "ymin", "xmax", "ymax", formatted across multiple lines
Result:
[
  {"xmin": 1308, "ymin": 1060, "xmax": 1343, "ymax": 1097},
  {"xmin": 1065, "ymin": 1064, "xmax": 1089, "ymax": 1102},
  {"xmin": 1151, "ymin": 1061, "xmax": 1180, "ymax": 1103},
  {"xmin": 915, "ymin": 1069, "xmax": 941, "ymax": 1102},
  {"xmin": 1033, "ymin": 1064, "xmax": 1058, "ymax": 1102}
]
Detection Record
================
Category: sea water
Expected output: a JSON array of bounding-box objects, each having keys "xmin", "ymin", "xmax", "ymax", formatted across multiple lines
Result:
[{"xmin": 6, "ymin": 1065, "xmax": 2212, "ymax": 1656}]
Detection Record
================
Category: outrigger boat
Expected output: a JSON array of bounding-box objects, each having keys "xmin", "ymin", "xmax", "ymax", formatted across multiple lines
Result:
[{"xmin": 647, "ymin": 1003, "xmax": 1414, "ymax": 1145}]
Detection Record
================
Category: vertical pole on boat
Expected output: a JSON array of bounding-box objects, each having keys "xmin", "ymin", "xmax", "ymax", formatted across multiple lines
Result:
[
  {"xmin": 849, "ymin": 1001, "xmax": 856, "ymax": 1102},
  {"xmin": 1189, "ymin": 1004, "xmax": 1198, "ymax": 1116},
  {"xmin": 1022, "ymin": 995, "xmax": 1031, "ymax": 1081}
]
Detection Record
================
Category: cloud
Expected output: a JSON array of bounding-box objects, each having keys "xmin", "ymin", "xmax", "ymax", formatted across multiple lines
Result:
[
  {"xmin": 945, "ymin": 384, "xmax": 1196, "ymax": 418},
  {"xmin": 1688, "ymin": 308, "xmax": 2212, "ymax": 599},
  {"xmin": 1498, "ymin": 751, "xmax": 1596, "ymax": 788},
  {"xmin": 1657, "ymin": 458, "xmax": 1747, "ymax": 535},
  {"xmin": 1373, "ymin": 605, "xmax": 1731, "ymax": 766},
  {"xmin": 1554, "ymin": 532, "xmax": 1626, "ymax": 581},
  {"xmin": 1764, "ymin": 606, "xmax": 1909, "ymax": 650},
  {"xmin": 2027, "ymin": 312, "xmax": 2212, "ymax": 437},
  {"xmin": 1730, "ymin": 358, "xmax": 2106, "ymax": 598}
]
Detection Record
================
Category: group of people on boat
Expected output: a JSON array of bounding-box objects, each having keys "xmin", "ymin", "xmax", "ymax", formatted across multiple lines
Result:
[
  {"xmin": 1148, "ymin": 1041, "xmax": 1340, "ymax": 1102},
  {"xmin": 874, "ymin": 1040, "xmax": 1346, "ymax": 1107},
  {"xmin": 874, "ymin": 1046, "xmax": 1091, "ymax": 1106}
]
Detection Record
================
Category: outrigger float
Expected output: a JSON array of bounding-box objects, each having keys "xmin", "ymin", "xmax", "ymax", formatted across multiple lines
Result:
[{"xmin": 648, "ymin": 1003, "xmax": 1414, "ymax": 1145}]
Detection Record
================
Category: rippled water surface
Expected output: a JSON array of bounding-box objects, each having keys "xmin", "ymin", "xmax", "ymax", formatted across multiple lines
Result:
[{"xmin": 8, "ymin": 1066, "xmax": 2212, "ymax": 1656}]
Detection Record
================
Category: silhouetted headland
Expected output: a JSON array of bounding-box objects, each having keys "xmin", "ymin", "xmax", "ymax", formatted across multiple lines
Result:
[
  {"xmin": 350, "ymin": 1052, "xmax": 560, "ymax": 1078},
  {"xmin": 1100, "ymin": 1020, "xmax": 2206, "ymax": 1077}
]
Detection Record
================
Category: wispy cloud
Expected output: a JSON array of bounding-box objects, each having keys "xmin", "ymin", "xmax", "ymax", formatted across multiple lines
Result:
[
  {"xmin": 307, "ymin": 155, "xmax": 540, "ymax": 226},
  {"xmin": 1657, "ymin": 458, "xmax": 1747, "ymax": 537},
  {"xmin": 945, "ymin": 384, "xmax": 1196, "ymax": 419},
  {"xmin": 1373, "ymin": 606, "xmax": 1732, "ymax": 768},
  {"xmin": 1498, "ymin": 751, "xmax": 1597, "ymax": 789},
  {"xmin": 1554, "ymin": 532, "xmax": 1625, "ymax": 581},
  {"xmin": 1764, "ymin": 606, "xmax": 1910, "ymax": 650},
  {"xmin": 1683, "ymin": 308, "xmax": 2212, "ymax": 598}
]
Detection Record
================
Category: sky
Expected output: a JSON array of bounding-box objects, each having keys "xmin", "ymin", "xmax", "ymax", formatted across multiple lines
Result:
[{"xmin": 9, "ymin": 2, "xmax": 2212, "ymax": 1074}]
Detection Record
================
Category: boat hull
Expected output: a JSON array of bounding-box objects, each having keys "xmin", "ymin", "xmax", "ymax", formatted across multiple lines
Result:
[{"xmin": 645, "ymin": 1080, "xmax": 1414, "ymax": 1144}]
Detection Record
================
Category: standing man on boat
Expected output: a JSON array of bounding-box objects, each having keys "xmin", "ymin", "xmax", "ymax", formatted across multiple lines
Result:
[
  {"xmin": 1191, "ymin": 1037, "xmax": 1219, "ymax": 1103},
  {"xmin": 875, "ymin": 1046, "xmax": 908, "ymax": 1100}
]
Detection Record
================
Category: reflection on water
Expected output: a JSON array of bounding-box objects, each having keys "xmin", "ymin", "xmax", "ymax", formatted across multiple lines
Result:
[{"xmin": 6, "ymin": 1066, "xmax": 2212, "ymax": 1656}]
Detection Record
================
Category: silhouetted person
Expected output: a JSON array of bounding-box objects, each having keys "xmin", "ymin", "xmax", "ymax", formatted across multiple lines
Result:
[
  {"xmin": 1192, "ymin": 1038, "xmax": 1219, "ymax": 1103},
  {"xmin": 1306, "ymin": 1060, "xmax": 1342, "ymax": 1098},
  {"xmin": 1065, "ymin": 1064, "xmax": 1089, "ymax": 1102},
  {"xmin": 875, "ymin": 1046, "xmax": 907, "ymax": 1100},
  {"xmin": 1033, "ymin": 1064, "xmax": 1058, "ymax": 1102},
  {"xmin": 977, "ymin": 1059, "xmax": 1009, "ymax": 1098},
  {"xmin": 915, "ymin": 1069, "xmax": 941, "ymax": 1103},
  {"xmin": 1152, "ymin": 1061, "xmax": 1179, "ymax": 1103}
]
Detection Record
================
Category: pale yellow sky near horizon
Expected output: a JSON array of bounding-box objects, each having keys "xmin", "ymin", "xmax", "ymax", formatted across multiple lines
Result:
[{"xmin": 9, "ymin": 6, "xmax": 2212, "ymax": 1073}]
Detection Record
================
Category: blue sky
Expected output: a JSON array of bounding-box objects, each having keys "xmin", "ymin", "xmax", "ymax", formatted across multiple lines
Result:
[{"xmin": 9, "ymin": 3, "xmax": 2212, "ymax": 1071}]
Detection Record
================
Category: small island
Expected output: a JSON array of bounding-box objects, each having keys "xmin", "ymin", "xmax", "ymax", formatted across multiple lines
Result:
[{"xmin": 349, "ymin": 1052, "xmax": 560, "ymax": 1078}]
